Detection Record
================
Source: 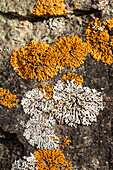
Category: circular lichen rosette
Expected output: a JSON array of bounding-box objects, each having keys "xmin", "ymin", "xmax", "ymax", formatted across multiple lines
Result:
[{"xmin": 50, "ymin": 79, "xmax": 104, "ymax": 127}]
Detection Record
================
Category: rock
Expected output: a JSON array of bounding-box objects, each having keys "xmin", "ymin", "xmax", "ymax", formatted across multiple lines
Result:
[{"xmin": 0, "ymin": 0, "xmax": 113, "ymax": 169}]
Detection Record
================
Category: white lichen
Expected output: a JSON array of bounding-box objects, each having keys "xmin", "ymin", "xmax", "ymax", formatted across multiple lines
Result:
[
  {"xmin": 21, "ymin": 79, "xmax": 104, "ymax": 130},
  {"xmin": 21, "ymin": 88, "xmax": 54, "ymax": 115},
  {"xmin": 23, "ymin": 112, "xmax": 60, "ymax": 149},
  {"xmin": 11, "ymin": 153, "xmax": 37, "ymax": 170},
  {"xmin": 51, "ymin": 79, "xmax": 104, "ymax": 127},
  {"xmin": 43, "ymin": 17, "xmax": 65, "ymax": 30}
]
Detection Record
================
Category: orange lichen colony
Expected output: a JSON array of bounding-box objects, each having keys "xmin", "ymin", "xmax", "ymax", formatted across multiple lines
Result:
[
  {"xmin": 62, "ymin": 72, "xmax": 83, "ymax": 85},
  {"xmin": 36, "ymin": 83, "xmax": 54, "ymax": 99},
  {"xmin": 85, "ymin": 18, "xmax": 113, "ymax": 64},
  {"xmin": 33, "ymin": 0, "xmax": 67, "ymax": 16},
  {"xmin": 10, "ymin": 35, "xmax": 87, "ymax": 81},
  {"xmin": 10, "ymin": 40, "xmax": 59, "ymax": 81},
  {"xmin": 52, "ymin": 36, "xmax": 88, "ymax": 70},
  {"xmin": 0, "ymin": 88, "xmax": 19, "ymax": 108},
  {"xmin": 106, "ymin": 18, "xmax": 113, "ymax": 32},
  {"xmin": 34, "ymin": 148, "xmax": 72, "ymax": 170}
]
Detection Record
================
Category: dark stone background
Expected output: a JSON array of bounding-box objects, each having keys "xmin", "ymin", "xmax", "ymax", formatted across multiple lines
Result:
[{"xmin": 0, "ymin": 0, "xmax": 113, "ymax": 169}]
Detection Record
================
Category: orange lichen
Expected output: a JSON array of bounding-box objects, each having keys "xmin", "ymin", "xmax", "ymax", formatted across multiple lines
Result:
[
  {"xmin": 74, "ymin": 3, "xmax": 79, "ymax": 6},
  {"xmin": 36, "ymin": 83, "xmax": 54, "ymax": 99},
  {"xmin": 85, "ymin": 18, "xmax": 113, "ymax": 64},
  {"xmin": 52, "ymin": 35, "xmax": 88, "ymax": 70},
  {"xmin": 34, "ymin": 148, "xmax": 72, "ymax": 170},
  {"xmin": 0, "ymin": 88, "xmax": 19, "ymax": 108},
  {"xmin": 109, "ymin": 36, "xmax": 113, "ymax": 48},
  {"xmin": 62, "ymin": 72, "xmax": 83, "ymax": 85},
  {"xmin": 60, "ymin": 136, "xmax": 71, "ymax": 149},
  {"xmin": 33, "ymin": 0, "xmax": 67, "ymax": 16},
  {"xmin": 11, "ymin": 35, "xmax": 88, "ymax": 81},
  {"xmin": 106, "ymin": 18, "xmax": 113, "ymax": 32},
  {"xmin": 10, "ymin": 40, "xmax": 48, "ymax": 80},
  {"xmin": 43, "ymin": 83, "xmax": 54, "ymax": 99},
  {"xmin": 50, "ymin": 134, "xmax": 61, "ymax": 142},
  {"xmin": 66, "ymin": 153, "xmax": 70, "ymax": 157},
  {"xmin": 10, "ymin": 40, "xmax": 59, "ymax": 81}
]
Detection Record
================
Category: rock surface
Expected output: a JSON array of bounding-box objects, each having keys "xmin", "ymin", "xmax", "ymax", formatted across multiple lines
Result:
[{"xmin": 0, "ymin": 0, "xmax": 113, "ymax": 169}]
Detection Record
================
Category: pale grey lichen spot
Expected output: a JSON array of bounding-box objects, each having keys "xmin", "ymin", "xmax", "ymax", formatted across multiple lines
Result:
[
  {"xmin": 11, "ymin": 153, "xmax": 37, "ymax": 170},
  {"xmin": 43, "ymin": 17, "xmax": 65, "ymax": 30},
  {"xmin": 50, "ymin": 79, "xmax": 104, "ymax": 127},
  {"xmin": 23, "ymin": 113, "xmax": 60, "ymax": 149},
  {"xmin": 21, "ymin": 80, "xmax": 104, "ymax": 130}
]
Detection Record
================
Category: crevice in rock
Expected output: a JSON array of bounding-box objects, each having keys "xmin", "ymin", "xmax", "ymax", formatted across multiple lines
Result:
[
  {"xmin": 0, "ymin": 126, "xmax": 25, "ymax": 169},
  {"xmin": 69, "ymin": 8, "xmax": 101, "ymax": 18},
  {"xmin": 0, "ymin": 8, "xmax": 102, "ymax": 23}
]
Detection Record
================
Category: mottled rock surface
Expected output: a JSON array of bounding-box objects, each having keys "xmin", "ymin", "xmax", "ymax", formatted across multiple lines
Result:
[{"xmin": 0, "ymin": 0, "xmax": 113, "ymax": 169}]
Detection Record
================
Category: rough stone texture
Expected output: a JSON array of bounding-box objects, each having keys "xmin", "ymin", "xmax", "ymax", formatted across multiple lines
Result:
[
  {"xmin": 0, "ymin": 0, "xmax": 113, "ymax": 169},
  {"xmin": 0, "ymin": 0, "xmax": 38, "ymax": 16}
]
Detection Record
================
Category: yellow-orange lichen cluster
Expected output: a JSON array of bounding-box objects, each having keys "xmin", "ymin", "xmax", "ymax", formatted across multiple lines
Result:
[
  {"xmin": 36, "ymin": 83, "xmax": 54, "ymax": 99},
  {"xmin": 34, "ymin": 148, "xmax": 72, "ymax": 170},
  {"xmin": 106, "ymin": 18, "xmax": 113, "ymax": 32},
  {"xmin": 33, "ymin": 0, "xmax": 67, "ymax": 16},
  {"xmin": 10, "ymin": 41, "xmax": 54, "ymax": 80},
  {"xmin": 53, "ymin": 36, "xmax": 88, "ymax": 70},
  {"xmin": 10, "ymin": 35, "xmax": 87, "ymax": 81},
  {"xmin": 62, "ymin": 72, "xmax": 83, "ymax": 85},
  {"xmin": 85, "ymin": 18, "xmax": 113, "ymax": 64},
  {"xmin": 10, "ymin": 18, "xmax": 113, "ymax": 83},
  {"xmin": 33, "ymin": 135, "xmax": 72, "ymax": 169},
  {"xmin": 0, "ymin": 88, "xmax": 19, "ymax": 108}
]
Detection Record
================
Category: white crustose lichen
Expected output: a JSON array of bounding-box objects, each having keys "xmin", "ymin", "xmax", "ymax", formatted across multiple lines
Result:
[
  {"xmin": 11, "ymin": 153, "xmax": 37, "ymax": 170},
  {"xmin": 22, "ymin": 112, "xmax": 60, "ymax": 149},
  {"xmin": 51, "ymin": 79, "xmax": 104, "ymax": 127},
  {"xmin": 21, "ymin": 79, "xmax": 104, "ymax": 130}
]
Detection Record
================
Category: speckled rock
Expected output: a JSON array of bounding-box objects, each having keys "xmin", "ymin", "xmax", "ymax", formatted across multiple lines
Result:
[
  {"xmin": 0, "ymin": 0, "xmax": 113, "ymax": 169},
  {"xmin": 0, "ymin": 0, "xmax": 37, "ymax": 16}
]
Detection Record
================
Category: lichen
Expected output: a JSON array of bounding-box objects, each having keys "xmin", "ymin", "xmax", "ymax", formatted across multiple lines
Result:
[
  {"xmin": 34, "ymin": 148, "xmax": 72, "ymax": 170},
  {"xmin": 74, "ymin": 3, "xmax": 79, "ymax": 7},
  {"xmin": 52, "ymin": 35, "xmax": 88, "ymax": 70},
  {"xmin": 0, "ymin": 88, "xmax": 19, "ymax": 108},
  {"xmin": 10, "ymin": 40, "xmax": 55, "ymax": 81},
  {"xmin": 33, "ymin": 0, "xmax": 67, "ymax": 16},
  {"xmin": 60, "ymin": 136, "xmax": 71, "ymax": 148},
  {"xmin": 36, "ymin": 83, "xmax": 54, "ymax": 99},
  {"xmin": 51, "ymin": 79, "xmax": 104, "ymax": 127},
  {"xmin": 22, "ymin": 113, "xmax": 60, "ymax": 149},
  {"xmin": 106, "ymin": 18, "xmax": 113, "ymax": 32},
  {"xmin": 62, "ymin": 72, "xmax": 83, "ymax": 85},
  {"xmin": 11, "ymin": 153, "xmax": 38, "ymax": 170},
  {"xmin": 85, "ymin": 18, "xmax": 113, "ymax": 64},
  {"xmin": 10, "ymin": 35, "xmax": 87, "ymax": 81}
]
